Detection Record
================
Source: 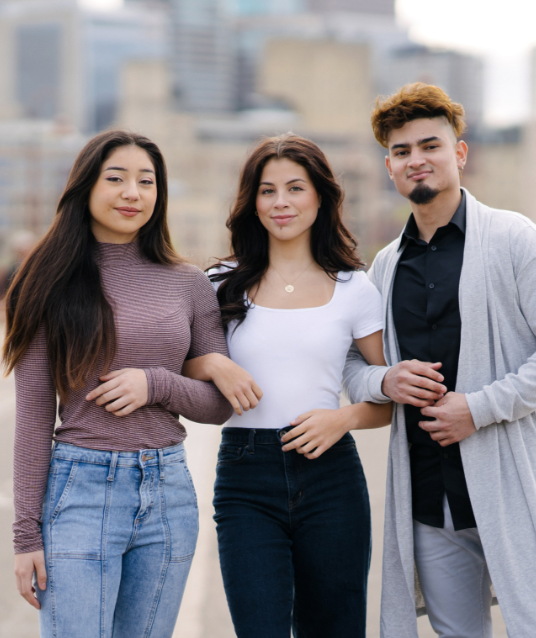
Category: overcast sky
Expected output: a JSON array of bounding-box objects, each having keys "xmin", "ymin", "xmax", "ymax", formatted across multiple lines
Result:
[
  {"xmin": 397, "ymin": 0, "xmax": 536, "ymax": 125},
  {"xmin": 82, "ymin": 0, "xmax": 535, "ymax": 126}
]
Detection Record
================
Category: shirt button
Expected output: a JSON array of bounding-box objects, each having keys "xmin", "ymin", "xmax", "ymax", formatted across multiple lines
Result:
[
  {"xmin": 432, "ymin": 324, "xmax": 438, "ymax": 330},
  {"xmin": 443, "ymin": 453, "xmax": 449, "ymax": 459},
  {"xmin": 431, "ymin": 245, "xmax": 437, "ymax": 251},
  {"xmin": 429, "ymin": 283, "xmax": 435, "ymax": 289}
]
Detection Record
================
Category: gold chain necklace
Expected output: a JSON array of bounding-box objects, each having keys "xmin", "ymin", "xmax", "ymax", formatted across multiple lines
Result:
[{"xmin": 270, "ymin": 261, "xmax": 313, "ymax": 293}]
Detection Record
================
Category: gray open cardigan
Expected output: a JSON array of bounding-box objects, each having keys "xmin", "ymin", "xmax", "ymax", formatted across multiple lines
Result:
[{"xmin": 343, "ymin": 189, "xmax": 536, "ymax": 638}]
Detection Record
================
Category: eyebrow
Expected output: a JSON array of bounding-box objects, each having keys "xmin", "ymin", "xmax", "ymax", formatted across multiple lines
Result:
[
  {"xmin": 104, "ymin": 166, "xmax": 155, "ymax": 174},
  {"xmin": 390, "ymin": 136, "xmax": 441, "ymax": 151},
  {"xmin": 259, "ymin": 178, "xmax": 307, "ymax": 186}
]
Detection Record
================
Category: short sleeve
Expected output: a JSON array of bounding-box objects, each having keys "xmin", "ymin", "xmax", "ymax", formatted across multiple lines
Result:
[
  {"xmin": 207, "ymin": 262, "xmax": 235, "ymax": 294},
  {"xmin": 348, "ymin": 271, "xmax": 384, "ymax": 339}
]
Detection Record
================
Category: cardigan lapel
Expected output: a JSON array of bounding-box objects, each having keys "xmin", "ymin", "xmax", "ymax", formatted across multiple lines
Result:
[{"xmin": 457, "ymin": 190, "xmax": 494, "ymax": 392}]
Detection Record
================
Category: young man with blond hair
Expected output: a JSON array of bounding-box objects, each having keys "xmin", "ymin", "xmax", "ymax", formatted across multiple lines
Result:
[{"xmin": 343, "ymin": 83, "xmax": 536, "ymax": 638}]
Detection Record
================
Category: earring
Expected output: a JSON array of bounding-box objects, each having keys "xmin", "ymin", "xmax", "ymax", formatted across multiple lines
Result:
[{"xmin": 255, "ymin": 211, "xmax": 259, "ymax": 216}]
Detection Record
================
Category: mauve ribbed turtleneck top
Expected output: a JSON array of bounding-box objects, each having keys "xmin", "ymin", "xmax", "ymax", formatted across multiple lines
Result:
[{"xmin": 13, "ymin": 242, "xmax": 232, "ymax": 554}]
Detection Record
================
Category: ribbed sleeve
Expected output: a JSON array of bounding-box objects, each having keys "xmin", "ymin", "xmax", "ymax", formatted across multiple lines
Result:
[{"xmin": 13, "ymin": 326, "xmax": 57, "ymax": 553}]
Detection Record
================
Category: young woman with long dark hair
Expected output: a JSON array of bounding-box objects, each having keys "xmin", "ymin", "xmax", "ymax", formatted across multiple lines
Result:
[
  {"xmin": 5, "ymin": 130, "xmax": 233, "ymax": 638},
  {"xmin": 182, "ymin": 134, "xmax": 392, "ymax": 638}
]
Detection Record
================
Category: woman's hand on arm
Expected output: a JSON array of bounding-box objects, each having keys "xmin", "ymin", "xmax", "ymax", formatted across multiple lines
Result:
[
  {"xmin": 281, "ymin": 402, "xmax": 392, "ymax": 460},
  {"xmin": 182, "ymin": 353, "xmax": 262, "ymax": 416},
  {"xmin": 14, "ymin": 550, "xmax": 46, "ymax": 609},
  {"xmin": 86, "ymin": 368, "xmax": 148, "ymax": 416}
]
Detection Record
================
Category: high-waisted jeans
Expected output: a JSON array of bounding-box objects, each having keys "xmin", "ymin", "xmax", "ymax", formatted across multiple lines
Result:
[
  {"xmin": 38, "ymin": 441, "xmax": 199, "ymax": 638},
  {"xmin": 213, "ymin": 427, "xmax": 371, "ymax": 638}
]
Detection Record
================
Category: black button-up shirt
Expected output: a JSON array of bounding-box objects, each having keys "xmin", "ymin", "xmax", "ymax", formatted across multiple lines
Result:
[{"xmin": 392, "ymin": 191, "xmax": 476, "ymax": 531}]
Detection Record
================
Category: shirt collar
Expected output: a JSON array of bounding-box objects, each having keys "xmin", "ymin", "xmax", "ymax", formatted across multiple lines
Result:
[{"xmin": 399, "ymin": 190, "xmax": 466, "ymax": 249}]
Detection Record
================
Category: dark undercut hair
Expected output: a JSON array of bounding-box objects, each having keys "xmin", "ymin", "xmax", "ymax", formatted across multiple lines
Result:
[{"xmin": 371, "ymin": 83, "xmax": 466, "ymax": 148}]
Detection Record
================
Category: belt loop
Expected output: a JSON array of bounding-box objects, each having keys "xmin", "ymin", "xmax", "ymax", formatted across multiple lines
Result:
[
  {"xmin": 107, "ymin": 452, "xmax": 119, "ymax": 482},
  {"xmin": 248, "ymin": 429, "xmax": 256, "ymax": 454},
  {"xmin": 158, "ymin": 448, "xmax": 165, "ymax": 481}
]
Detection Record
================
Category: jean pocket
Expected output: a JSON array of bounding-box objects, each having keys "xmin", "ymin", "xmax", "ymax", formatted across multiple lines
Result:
[
  {"xmin": 328, "ymin": 439, "xmax": 357, "ymax": 453},
  {"xmin": 48, "ymin": 460, "xmax": 78, "ymax": 525},
  {"xmin": 217, "ymin": 444, "xmax": 248, "ymax": 465}
]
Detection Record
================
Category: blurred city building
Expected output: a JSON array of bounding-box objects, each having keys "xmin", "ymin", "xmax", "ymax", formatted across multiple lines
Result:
[
  {"xmin": 0, "ymin": 0, "xmax": 168, "ymax": 131},
  {"xmin": 0, "ymin": 0, "xmax": 534, "ymax": 274},
  {"xmin": 0, "ymin": 119, "xmax": 85, "ymax": 273},
  {"xmin": 384, "ymin": 45, "xmax": 484, "ymax": 130},
  {"xmin": 169, "ymin": 0, "xmax": 236, "ymax": 113}
]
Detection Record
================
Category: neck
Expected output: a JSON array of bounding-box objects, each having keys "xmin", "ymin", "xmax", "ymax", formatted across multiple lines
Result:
[
  {"xmin": 268, "ymin": 232, "xmax": 313, "ymax": 271},
  {"xmin": 410, "ymin": 186, "xmax": 462, "ymax": 243}
]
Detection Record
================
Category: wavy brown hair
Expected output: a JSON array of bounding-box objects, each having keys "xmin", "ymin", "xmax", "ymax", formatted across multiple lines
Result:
[
  {"xmin": 371, "ymin": 82, "xmax": 466, "ymax": 148},
  {"xmin": 3, "ymin": 130, "xmax": 180, "ymax": 401},
  {"xmin": 210, "ymin": 133, "xmax": 364, "ymax": 327}
]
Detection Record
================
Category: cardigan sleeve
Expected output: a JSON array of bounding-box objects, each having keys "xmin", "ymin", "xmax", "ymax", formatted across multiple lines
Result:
[
  {"xmin": 342, "ymin": 261, "xmax": 390, "ymax": 405},
  {"xmin": 466, "ymin": 225, "xmax": 536, "ymax": 428},
  {"xmin": 144, "ymin": 269, "xmax": 233, "ymax": 425},
  {"xmin": 13, "ymin": 326, "xmax": 57, "ymax": 554}
]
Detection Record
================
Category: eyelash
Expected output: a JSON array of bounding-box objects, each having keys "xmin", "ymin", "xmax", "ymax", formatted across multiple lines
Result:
[
  {"xmin": 260, "ymin": 186, "xmax": 304, "ymax": 195},
  {"xmin": 396, "ymin": 145, "xmax": 438, "ymax": 157},
  {"xmin": 106, "ymin": 177, "xmax": 154, "ymax": 185}
]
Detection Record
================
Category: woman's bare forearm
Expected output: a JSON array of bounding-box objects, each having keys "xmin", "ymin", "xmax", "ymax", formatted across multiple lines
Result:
[
  {"xmin": 345, "ymin": 401, "xmax": 392, "ymax": 431},
  {"xmin": 182, "ymin": 353, "xmax": 227, "ymax": 381}
]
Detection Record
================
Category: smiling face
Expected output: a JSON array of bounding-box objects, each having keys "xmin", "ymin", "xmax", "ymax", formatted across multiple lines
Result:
[
  {"xmin": 385, "ymin": 117, "xmax": 467, "ymax": 205},
  {"xmin": 255, "ymin": 158, "xmax": 320, "ymax": 243},
  {"xmin": 88, "ymin": 145, "xmax": 157, "ymax": 244}
]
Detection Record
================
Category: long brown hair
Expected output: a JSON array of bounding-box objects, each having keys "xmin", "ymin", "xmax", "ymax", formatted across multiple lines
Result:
[
  {"xmin": 210, "ymin": 133, "xmax": 364, "ymax": 327},
  {"xmin": 3, "ymin": 130, "xmax": 180, "ymax": 401}
]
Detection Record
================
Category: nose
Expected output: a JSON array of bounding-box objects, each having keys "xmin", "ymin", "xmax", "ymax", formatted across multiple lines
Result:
[
  {"xmin": 122, "ymin": 179, "xmax": 140, "ymax": 201},
  {"xmin": 273, "ymin": 191, "xmax": 289, "ymax": 209},
  {"xmin": 407, "ymin": 152, "xmax": 426, "ymax": 169}
]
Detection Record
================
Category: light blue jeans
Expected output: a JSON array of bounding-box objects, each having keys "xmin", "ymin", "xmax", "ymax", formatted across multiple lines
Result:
[{"xmin": 37, "ymin": 441, "xmax": 199, "ymax": 638}]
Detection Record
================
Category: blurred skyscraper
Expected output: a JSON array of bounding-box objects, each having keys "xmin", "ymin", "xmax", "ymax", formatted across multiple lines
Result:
[
  {"xmin": 170, "ymin": 0, "xmax": 235, "ymax": 112},
  {"xmin": 0, "ymin": 0, "xmax": 168, "ymax": 132}
]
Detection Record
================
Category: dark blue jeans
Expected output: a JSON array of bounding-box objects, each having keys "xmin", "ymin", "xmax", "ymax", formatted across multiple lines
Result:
[{"xmin": 213, "ymin": 427, "xmax": 371, "ymax": 638}]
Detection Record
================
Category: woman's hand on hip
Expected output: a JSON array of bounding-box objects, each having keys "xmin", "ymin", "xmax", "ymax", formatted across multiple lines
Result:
[
  {"xmin": 14, "ymin": 550, "xmax": 46, "ymax": 609},
  {"xmin": 280, "ymin": 406, "xmax": 355, "ymax": 459},
  {"xmin": 86, "ymin": 368, "xmax": 148, "ymax": 416}
]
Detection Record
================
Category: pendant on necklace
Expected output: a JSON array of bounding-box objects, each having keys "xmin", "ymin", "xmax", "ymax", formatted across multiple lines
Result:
[{"xmin": 285, "ymin": 285, "xmax": 294, "ymax": 293}]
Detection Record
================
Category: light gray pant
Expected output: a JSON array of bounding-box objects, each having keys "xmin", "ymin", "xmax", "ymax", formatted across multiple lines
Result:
[{"xmin": 413, "ymin": 495, "xmax": 493, "ymax": 638}]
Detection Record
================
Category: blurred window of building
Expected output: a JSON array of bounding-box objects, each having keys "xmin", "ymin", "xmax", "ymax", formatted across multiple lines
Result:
[
  {"xmin": 305, "ymin": 0, "xmax": 394, "ymax": 14},
  {"xmin": 16, "ymin": 23, "xmax": 62, "ymax": 120}
]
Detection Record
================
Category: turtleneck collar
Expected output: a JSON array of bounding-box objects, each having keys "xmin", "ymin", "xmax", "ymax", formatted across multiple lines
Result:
[{"xmin": 94, "ymin": 240, "xmax": 147, "ymax": 266}]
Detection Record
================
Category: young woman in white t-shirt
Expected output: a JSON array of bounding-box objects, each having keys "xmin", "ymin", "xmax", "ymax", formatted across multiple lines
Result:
[{"xmin": 183, "ymin": 134, "xmax": 391, "ymax": 638}]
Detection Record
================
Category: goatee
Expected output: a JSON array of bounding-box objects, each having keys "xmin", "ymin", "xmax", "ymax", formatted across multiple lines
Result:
[{"xmin": 408, "ymin": 183, "xmax": 440, "ymax": 205}]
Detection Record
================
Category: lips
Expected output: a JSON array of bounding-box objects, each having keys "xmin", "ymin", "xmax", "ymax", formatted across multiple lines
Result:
[
  {"xmin": 272, "ymin": 214, "xmax": 296, "ymax": 226},
  {"xmin": 408, "ymin": 170, "xmax": 432, "ymax": 181},
  {"xmin": 116, "ymin": 207, "xmax": 140, "ymax": 217}
]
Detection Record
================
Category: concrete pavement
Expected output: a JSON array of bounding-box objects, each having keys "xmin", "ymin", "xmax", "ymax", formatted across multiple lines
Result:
[{"xmin": 0, "ymin": 373, "xmax": 508, "ymax": 637}]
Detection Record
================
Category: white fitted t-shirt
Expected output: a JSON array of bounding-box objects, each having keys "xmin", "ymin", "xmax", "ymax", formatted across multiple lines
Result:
[{"xmin": 211, "ymin": 266, "xmax": 384, "ymax": 429}]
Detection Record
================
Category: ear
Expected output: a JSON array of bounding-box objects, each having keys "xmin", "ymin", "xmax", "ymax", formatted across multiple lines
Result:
[
  {"xmin": 385, "ymin": 155, "xmax": 394, "ymax": 181},
  {"xmin": 456, "ymin": 140, "xmax": 468, "ymax": 171}
]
